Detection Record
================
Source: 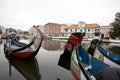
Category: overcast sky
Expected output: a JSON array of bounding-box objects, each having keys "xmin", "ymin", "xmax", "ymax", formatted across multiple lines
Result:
[{"xmin": 0, "ymin": 0, "xmax": 120, "ymax": 30}]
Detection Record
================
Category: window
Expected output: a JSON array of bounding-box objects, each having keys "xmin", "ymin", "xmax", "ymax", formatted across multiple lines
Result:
[
  {"xmin": 88, "ymin": 29, "xmax": 90, "ymax": 32},
  {"xmin": 80, "ymin": 29, "xmax": 82, "ymax": 32},
  {"xmin": 75, "ymin": 29, "xmax": 77, "ymax": 32},
  {"xmin": 98, "ymin": 29, "xmax": 99, "ymax": 31},
  {"xmin": 95, "ymin": 29, "xmax": 97, "ymax": 32},
  {"xmin": 80, "ymin": 24, "xmax": 82, "ymax": 27},
  {"xmin": 95, "ymin": 32, "xmax": 100, "ymax": 36}
]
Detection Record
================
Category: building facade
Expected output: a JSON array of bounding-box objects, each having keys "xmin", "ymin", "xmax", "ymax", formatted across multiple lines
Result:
[
  {"xmin": 68, "ymin": 24, "xmax": 79, "ymax": 33},
  {"xmin": 67, "ymin": 22, "xmax": 100, "ymax": 38},
  {"xmin": 44, "ymin": 23, "xmax": 60, "ymax": 37},
  {"xmin": 85, "ymin": 23, "xmax": 100, "ymax": 38},
  {"xmin": 0, "ymin": 25, "xmax": 6, "ymax": 35},
  {"xmin": 100, "ymin": 25, "xmax": 112, "ymax": 38},
  {"xmin": 0, "ymin": 25, "xmax": 6, "ymax": 39},
  {"xmin": 60, "ymin": 24, "xmax": 68, "ymax": 36},
  {"xmin": 32, "ymin": 22, "xmax": 111, "ymax": 39}
]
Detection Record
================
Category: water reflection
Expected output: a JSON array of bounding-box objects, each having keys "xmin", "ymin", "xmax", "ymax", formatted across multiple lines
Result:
[
  {"xmin": 43, "ymin": 40, "xmax": 65, "ymax": 51},
  {"xmin": 108, "ymin": 46, "xmax": 120, "ymax": 55},
  {"xmin": 5, "ymin": 55, "xmax": 41, "ymax": 80},
  {"xmin": 101, "ymin": 43, "xmax": 120, "ymax": 55},
  {"xmin": 1, "ymin": 39, "xmax": 120, "ymax": 80}
]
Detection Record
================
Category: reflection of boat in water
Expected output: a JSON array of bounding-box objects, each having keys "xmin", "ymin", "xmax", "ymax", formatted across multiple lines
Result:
[
  {"xmin": 4, "ymin": 26, "xmax": 43, "ymax": 59},
  {"xmin": 58, "ymin": 33, "xmax": 120, "ymax": 80},
  {"xmin": 5, "ymin": 55, "xmax": 41, "ymax": 80}
]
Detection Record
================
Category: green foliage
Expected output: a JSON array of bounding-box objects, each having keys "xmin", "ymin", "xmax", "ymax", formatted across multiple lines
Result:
[
  {"xmin": 108, "ymin": 46, "xmax": 120, "ymax": 55},
  {"xmin": 104, "ymin": 37, "xmax": 110, "ymax": 39},
  {"xmin": 0, "ymin": 28, "xmax": 2, "ymax": 34},
  {"xmin": 109, "ymin": 12, "xmax": 120, "ymax": 39}
]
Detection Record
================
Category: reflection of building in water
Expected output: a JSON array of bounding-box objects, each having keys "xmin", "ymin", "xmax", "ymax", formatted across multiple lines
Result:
[
  {"xmin": 60, "ymin": 41, "xmax": 66, "ymax": 50},
  {"xmin": 43, "ymin": 40, "xmax": 61, "ymax": 50}
]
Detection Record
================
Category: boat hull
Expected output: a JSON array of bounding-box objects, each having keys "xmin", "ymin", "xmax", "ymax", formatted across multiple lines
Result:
[
  {"xmin": 87, "ymin": 39, "xmax": 120, "ymax": 69},
  {"xmin": 11, "ymin": 51, "xmax": 34, "ymax": 59},
  {"xmin": 96, "ymin": 45, "xmax": 120, "ymax": 69},
  {"xmin": 4, "ymin": 26, "xmax": 43, "ymax": 59}
]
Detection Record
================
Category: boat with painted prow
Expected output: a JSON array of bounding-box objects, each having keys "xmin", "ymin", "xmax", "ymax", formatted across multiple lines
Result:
[
  {"xmin": 58, "ymin": 32, "xmax": 85, "ymax": 70},
  {"xmin": 73, "ymin": 44, "xmax": 120, "ymax": 80},
  {"xmin": 87, "ymin": 39, "xmax": 120, "ymax": 69},
  {"xmin": 58, "ymin": 34, "xmax": 120, "ymax": 80},
  {"xmin": 4, "ymin": 26, "xmax": 43, "ymax": 59}
]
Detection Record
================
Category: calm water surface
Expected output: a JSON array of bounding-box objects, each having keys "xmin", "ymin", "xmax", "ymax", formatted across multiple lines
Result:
[
  {"xmin": 0, "ymin": 40, "xmax": 120, "ymax": 80},
  {"xmin": 0, "ymin": 40, "xmax": 74, "ymax": 80}
]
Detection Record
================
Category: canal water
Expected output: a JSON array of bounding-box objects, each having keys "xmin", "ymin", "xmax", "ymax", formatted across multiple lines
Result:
[{"xmin": 0, "ymin": 39, "xmax": 120, "ymax": 80}]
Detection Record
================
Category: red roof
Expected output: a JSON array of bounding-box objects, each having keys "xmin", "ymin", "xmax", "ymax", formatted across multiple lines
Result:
[
  {"xmin": 85, "ymin": 23, "xmax": 100, "ymax": 28},
  {"xmin": 69, "ymin": 24, "xmax": 79, "ymax": 29}
]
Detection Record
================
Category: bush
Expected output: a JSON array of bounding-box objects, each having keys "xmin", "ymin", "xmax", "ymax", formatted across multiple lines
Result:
[{"xmin": 104, "ymin": 37, "xmax": 110, "ymax": 39}]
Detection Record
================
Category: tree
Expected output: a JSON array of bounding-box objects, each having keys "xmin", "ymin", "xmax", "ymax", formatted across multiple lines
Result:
[
  {"xmin": 109, "ymin": 12, "xmax": 120, "ymax": 39},
  {"xmin": 0, "ymin": 28, "xmax": 2, "ymax": 35}
]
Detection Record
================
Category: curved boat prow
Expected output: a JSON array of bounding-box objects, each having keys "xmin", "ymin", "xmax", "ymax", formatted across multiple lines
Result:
[
  {"xmin": 71, "ymin": 41, "xmax": 120, "ymax": 80},
  {"xmin": 88, "ymin": 39, "xmax": 120, "ymax": 68},
  {"xmin": 58, "ymin": 34, "xmax": 120, "ymax": 80},
  {"xmin": 4, "ymin": 26, "xmax": 43, "ymax": 59},
  {"xmin": 97, "ymin": 45, "xmax": 120, "ymax": 68},
  {"xmin": 87, "ymin": 39, "xmax": 99, "ymax": 56},
  {"xmin": 58, "ymin": 32, "xmax": 85, "ymax": 70}
]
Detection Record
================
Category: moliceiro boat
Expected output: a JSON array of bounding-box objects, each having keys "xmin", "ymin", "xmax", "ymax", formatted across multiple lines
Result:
[
  {"xmin": 87, "ymin": 39, "xmax": 120, "ymax": 69},
  {"xmin": 58, "ymin": 32, "xmax": 85, "ymax": 70},
  {"xmin": 58, "ymin": 33, "xmax": 120, "ymax": 80},
  {"xmin": 4, "ymin": 26, "xmax": 43, "ymax": 59},
  {"xmin": 76, "ymin": 44, "xmax": 120, "ymax": 80}
]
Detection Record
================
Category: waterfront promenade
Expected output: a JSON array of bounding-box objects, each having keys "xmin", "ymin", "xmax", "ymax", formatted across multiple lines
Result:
[{"xmin": 52, "ymin": 36, "xmax": 120, "ymax": 43}]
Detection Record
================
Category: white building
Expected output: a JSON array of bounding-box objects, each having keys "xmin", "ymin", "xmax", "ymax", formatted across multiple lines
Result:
[
  {"xmin": 67, "ymin": 22, "xmax": 101, "ymax": 38},
  {"xmin": 60, "ymin": 24, "xmax": 68, "ymax": 36},
  {"xmin": 100, "ymin": 25, "xmax": 112, "ymax": 38},
  {"xmin": 0, "ymin": 25, "xmax": 6, "ymax": 35},
  {"xmin": 85, "ymin": 23, "xmax": 100, "ymax": 38}
]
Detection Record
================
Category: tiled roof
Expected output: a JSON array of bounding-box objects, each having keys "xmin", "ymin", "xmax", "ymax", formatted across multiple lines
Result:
[
  {"xmin": 60, "ymin": 24, "xmax": 67, "ymax": 26},
  {"xmin": 85, "ymin": 23, "xmax": 100, "ymax": 28},
  {"xmin": 44, "ymin": 22, "xmax": 59, "ymax": 26},
  {"xmin": 60, "ymin": 24, "xmax": 68, "ymax": 28},
  {"xmin": 69, "ymin": 24, "xmax": 79, "ymax": 29}
]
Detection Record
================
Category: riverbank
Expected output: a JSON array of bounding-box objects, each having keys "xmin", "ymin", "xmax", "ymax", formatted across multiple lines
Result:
[
  {"xmin": 101, "ymin": 39, "xmax": 120, "ymax": 44},
  {"xmin": 52, "ymin": 37, "xmax": 120, "ymax": 43}
]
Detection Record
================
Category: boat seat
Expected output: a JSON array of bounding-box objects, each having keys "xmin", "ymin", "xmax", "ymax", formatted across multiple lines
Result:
[{"xmin": 10, "ymin": 45, "xmax": 21, "ymax": 50}]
